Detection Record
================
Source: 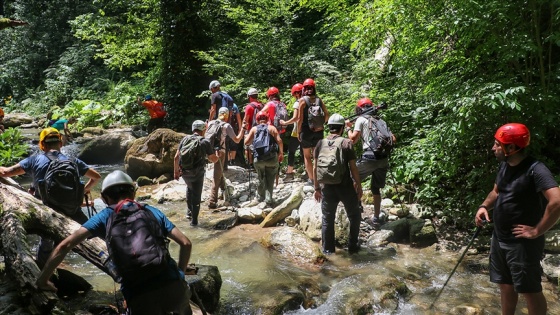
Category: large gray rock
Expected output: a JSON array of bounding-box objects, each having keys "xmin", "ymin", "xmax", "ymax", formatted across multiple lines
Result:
[
  {"xmin": 381, "ymin": 218, "xmax": 438, "ymax": 247},
  {"xmin": 78, "ymin": 129, "xmax": 137, "ymax": 164},
  {"xmin": 298, "ymin": 199, "xmax": 322, "ymax": 241},
  {"xmin": 184, "ymin": 264, "xmax": 222, "ymax": 313},
  {"xmin": 260, "ymin": 226, "xmax": 324, "ymax": 264},
  {"xmin": 2, "ymin": 112, "xmax": 34, "ymax": 128}
]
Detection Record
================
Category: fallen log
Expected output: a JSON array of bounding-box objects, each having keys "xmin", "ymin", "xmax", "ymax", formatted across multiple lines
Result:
[
  {"xmin": 0, "ymin": 184, "xmax": 108, "ymax": 314},
  {"xmin": 260, "ymin": 185, "xmax": 304, "ymax": 228}
]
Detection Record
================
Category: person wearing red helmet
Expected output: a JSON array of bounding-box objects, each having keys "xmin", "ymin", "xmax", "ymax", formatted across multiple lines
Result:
[
  {"xmin": 296, "ymin": 78, "xmax": 329, "ymax": 185},
  {"xmin": 280, "ymin": 83, "xmax": 304, "ymax": 181},
  {"xmin": 260, "ymin": 87, "xmax": 288, "ymax": 134},
  {"xmin": 244, "ymin": 111, "xmax": 283, "ymax": 205},
  {"xmin": 346, "ymin": 97, "xmax": 396, "ymax": 229},
  {"xmin": 475, "ymin": 123, "xmax": 560, "ymax": 315},
  {"xmin": 243, "ymin": 88, "xmax": 263, "ymax": 168}
]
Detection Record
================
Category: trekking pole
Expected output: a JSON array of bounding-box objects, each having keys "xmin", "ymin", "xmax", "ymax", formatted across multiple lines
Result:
[{"xmin": 429, "ymin": 225, "xmax": 483, "ymax": 309}]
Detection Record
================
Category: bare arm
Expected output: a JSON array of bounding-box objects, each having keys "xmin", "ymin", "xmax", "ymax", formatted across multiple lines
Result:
[
  {"xmin": 230, "ymin": 122, "xmax": 248, "ymax": 143},
  {"xmin": 173, "ymin": 149, "xmax": 181, "ymax": 180},
  {"xmin": 244, "ymin": 127, "xmax": 256, "ymax": 146},
  {"xmin": 208, "ymin": 104, "xmax": 217, "ymax": 122},
  {"xmin": 296, "ymin": 99, "xmax": 306, "ymax": 140},
  {"xmin": 475, "ymin": 184, "xmax": 498, "ymax": 226},
  {"xmin": 0, "ymin": 164, "xmax": 26, "ymax": 177},
  {"xmin": 236, "ymin": 113, "xmax": 242, "ymax": 131},
  {"xmin": 349, "ymin": 159, "xmax": 363, "ymax": 199},
  {"xmin": 167, "ymin": 227, "xmax": 192, "ymax": 273},
  {"xmin": 513, "ymin": 187, "xmax": 560, "ymax": 239},
  {"xmin": 321, "ymin": 99, "xmax": 329, "ymax": 124},
  {"xmin": 281, "ymin": 108, "xmax": 299, "ymax": 126},
  {"xmin": 83, "ymin": 168, "xmax": 101, "ymax": 194},
  {"xmin": 272, "ymin": 126, "xmax": 284, "ymax": 162},
  {"xmin": 36, "ymin": 227, "xmax": 92, "ymax": 291}
]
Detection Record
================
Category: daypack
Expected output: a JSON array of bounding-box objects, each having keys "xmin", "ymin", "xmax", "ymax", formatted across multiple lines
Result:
[
  {"xmin": 204, "ymin": 120, "xmax": 225, "ymax": 150},
  {"xmin": 105, "ymin": 200, "xmax": 170, "ymax": 285},
  {"xmin": 304, "ymin": 96, "xmax": 325, "ymax": 132},
  {"xmin": 270, "ymin": 100, "xmax": 289, "ymax": 133},
  {"xmin": 252, "ymin": 124, "xmax": 277, "ymax": 161},
  {"xmin": 316, "ymin": 137, "xmax": 346, "ymax": 185},
  {"xmin": 37, "ymin": 152, "xmax": 84, "ymax": 216},
  {"xmin": 219, "ymin": 92, "xmax": 240, "ymax": 132},
  {"xmin": 179, "ymin": 134, "xmax": 206, "ymax": 170},
  {"xmin": 366, "ymin": 116, "xmax": 394, "ymax": 159},
  {"xmin": 248, "ymin": 102, "xmax": 261, "ymax": 128}
]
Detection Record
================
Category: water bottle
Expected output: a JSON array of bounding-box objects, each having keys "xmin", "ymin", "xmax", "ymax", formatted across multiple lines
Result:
[{"xmin": 98, "ymin": 250, "xmax": 122, "ymax": 283}]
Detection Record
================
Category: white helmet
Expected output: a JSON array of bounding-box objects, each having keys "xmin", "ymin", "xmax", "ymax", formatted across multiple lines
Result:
[
  {"xmin": 327, "ymin": 113, "xmax": 345, "ymax": 125},
  {"xmin": 209, "ymin": 80, "xmax": 220, "ymax": 90},
  {"xmin": 192, "ymin": 120, "xmax": 206, "ymax": 132},
  {"xmin": 101, "ymin": 170, "xmax": 134, "ymax": 194},
  {"xmin": 247, "ymin": 88, "xmax": 258, "ymax": 97}
]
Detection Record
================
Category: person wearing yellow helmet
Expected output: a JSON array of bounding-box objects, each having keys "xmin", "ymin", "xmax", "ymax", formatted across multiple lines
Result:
[{"xmin": 475, "ymin": 123, "xmax": 560, "ymax": 315}]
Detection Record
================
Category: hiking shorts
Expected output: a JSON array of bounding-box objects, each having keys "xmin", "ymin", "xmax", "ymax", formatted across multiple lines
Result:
[
  {"xmin": 226, "ymin": 137, "xmax": 239, "ymax": 152},
  {"xmin": 489, "ymin": 236, "xmax": 544, "ymax": 293},
  {"xmin": 356, "ymin": 157, "xmax": 389, "ymax": 193},
  {"xmin": 300, "ymin": 126, "xmax": 324, "ymax": 149}
]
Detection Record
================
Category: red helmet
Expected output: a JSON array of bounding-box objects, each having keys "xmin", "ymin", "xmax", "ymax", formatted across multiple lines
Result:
[
  {"xmin": 266, "ymin": 87, "xmax": 280, "ymax": 98},
  {"xmin": 256, "ymin": 111, "xmax": 269, "ymax": 122},
  {"xmin": 494, "ymin": 123, "xmax": 530, "ymax": 148},
  {"xmin": 357, "ymin": 98, "xmax": 374, "ymax": 108},
  {"xmin": 291, "ymin": 83, "xmax": 303, "ymax": 96},
  {"xmin": 303, "ymin": 78, "xmax": 315, "ymax": 87}
]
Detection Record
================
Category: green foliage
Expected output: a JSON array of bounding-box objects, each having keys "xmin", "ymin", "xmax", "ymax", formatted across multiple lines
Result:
[{"xmin": 0, "ymin": 128, "xmax": 28, "ymax": 166}]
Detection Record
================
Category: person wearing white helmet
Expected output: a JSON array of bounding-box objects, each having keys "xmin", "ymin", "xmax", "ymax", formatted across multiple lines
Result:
[
  {"xmin": 174, "ymin": 120, "xmax": 218, "ymax": 225},
  {"xmin": 313, "ymin": 113, "xmax": 362, "ymax": 255},
  {"xmin": 242, "ymin": 88, "xmax": 263, "ymax": 168},
  {"xmin": 36, "ymin": 170, "xmax": 194, "ymax": 315}
]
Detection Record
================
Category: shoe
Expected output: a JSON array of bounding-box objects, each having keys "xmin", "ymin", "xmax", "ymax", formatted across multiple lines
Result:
[
  {"xmin": 348, "ymin": 244, "xmax": 360, "ymax": 254},
  {"xmin": 190, "ymin": 220, "xmax": 198, "ymax": 226},
  {"xmin": 208, "ymin": 202, "xmax": 217, "ymax": 209},
  {"xmin": 282, "ymin": 173, "xmax": 294, "ymax": 182},
  {"xmin": 305, "ymin": 179, "xmax": 313, "ymax": 186},
  {"xmin": 366, "ymin": 216, "xmax": 381, "ymax": 230},
  {"xmin": 322, "ymin": 249, "xmax": 335, "ymax": 255},
  {"xmin": 186, "ymin": 210, "xmax": 192, "ymax": 219}
]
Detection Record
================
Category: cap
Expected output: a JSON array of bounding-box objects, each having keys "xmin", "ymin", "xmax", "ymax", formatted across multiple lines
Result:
[
  {"xmin": 39, "ymin": 127, "xmax": 62, "ymax": 143},
  {"xmin": 218, "ymin": 107, "xmax": 229, "ymax": 115},
  {"xmin": 327, "ymin": 113, "xmax": 345, "ymax": 125},
  {"xmin": 247, "ymin": 88, "xmax": 259, "ymax": 97},
  {"xmin": 209, "ymin": 80, "xmax": 221, "ymax": 90},
  {"xmin": 192, "ymin": 120, "xmax": 206, "ymax": 132}
]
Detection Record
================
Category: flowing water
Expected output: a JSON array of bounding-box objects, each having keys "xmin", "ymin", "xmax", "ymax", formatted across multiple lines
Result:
[{"xmin": 13, "ymin": 128, "xmax": 560, "ymax": 314}]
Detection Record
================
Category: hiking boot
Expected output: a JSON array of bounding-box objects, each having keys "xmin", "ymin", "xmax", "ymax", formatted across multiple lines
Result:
[
  {"xmin": 282, "ymin": 173, "xmax": 295, "ymax": 182},
  {"xmin": 208, "ymin": 202, "xmax": 217, "ymax": 209},
  {"xmin": 366, "ymin": 216, "xmax": 381, "ymax": 230},
  {"xmin": 305, "ymin": 179, "xmax": 313, "ymax": 186},
  {"xmin": 186, "ymin": 210, "xmax": 192, "ymax": 220},
  {"xmin": 190, "ymin": 220, "xmax": 198, "ymax": 226},
  {"xmin": 348, "ymin": 244, "xmax": 361, "ymax": 254}
]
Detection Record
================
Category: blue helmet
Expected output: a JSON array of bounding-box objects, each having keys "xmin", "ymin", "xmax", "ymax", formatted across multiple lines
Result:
[{"xmin": 145, "ymin": 94, "xmax": 152, "ymax": 100}]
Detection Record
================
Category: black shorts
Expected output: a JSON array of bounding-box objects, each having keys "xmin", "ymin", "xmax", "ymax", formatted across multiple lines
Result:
[
  {"xmin": 300, "ymin": 126, "xmax": 324, "ymax": 149},
  {"xmin": 226, "ymin": 137, "xmax": 238, "ymax": 151},
  {"xmin": 489, "ymin": 236, "xmax": 544, "ymax": 293}
]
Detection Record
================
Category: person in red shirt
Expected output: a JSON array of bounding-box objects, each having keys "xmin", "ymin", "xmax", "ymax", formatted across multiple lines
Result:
[
  {"xmin": 243, "ymin": 88, "xmax": 263, "ymax": 168},
  {"xmin": 137, "ymin": 94, "xmax": 167, "ymax": 133}
]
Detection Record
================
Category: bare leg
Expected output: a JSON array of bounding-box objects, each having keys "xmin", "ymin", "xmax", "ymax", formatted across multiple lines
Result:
[
  {"xmin": 499, "ymin": 284, "xmax": 518, "ymax": 315},
  {"xmin": 523, "ymin": 292, "xmax": 546, "ymax": 315},
  {"xmin": 373, "ymin": 194, "xmax": 381, "ymax": 218},
  {"xmin": 303, "ymin": 147, "xmax": 313, "ymax": 181}
]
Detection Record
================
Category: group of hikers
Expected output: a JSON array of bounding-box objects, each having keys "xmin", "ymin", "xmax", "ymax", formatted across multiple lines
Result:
[{"xmin": 0, "ymin": 78, "xmax": 559, "ymax": 315}]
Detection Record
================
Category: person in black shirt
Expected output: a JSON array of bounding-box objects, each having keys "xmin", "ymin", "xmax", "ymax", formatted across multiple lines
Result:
[{"xmin": 475, "ymin": 123, "xmax": 560, "ymax": 315}]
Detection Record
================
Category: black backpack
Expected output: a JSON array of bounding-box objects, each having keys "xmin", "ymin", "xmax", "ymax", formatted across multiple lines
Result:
[
  {"xmin": 366, "ymin": 116, "xmax": 394, "ymax": 159},
  {"xmin": 252, "ymin": 124, "xmax": 277, "ymax": 161},
  {"xmin": 179, "ymin": 135, "xmax": 205, "ymax": 170},
  {"xmin": 220, "ymin": 92, "xmax": 239, "ymax": 132},
  {"xmin": 271, "ymin": 100, "xmax": 289, "ymax": 133},
  {"xmin": 37, "ymin": 152, "xmax": 84, "ymax": 216},
  {"xmin": 204, "ymin": 120, "xmax": 225, "ymax": 150},
  {"xmin": 105, "ymin": 200, "xmax": 170, "ymax": 286},
  {"xmin": 304, "ymin": 96, "xmax": 325, "ymax": 132}
]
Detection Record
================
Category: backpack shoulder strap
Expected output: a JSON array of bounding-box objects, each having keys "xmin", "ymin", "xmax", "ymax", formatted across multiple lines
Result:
[{"xmin": 303, "ymin": 96, "xmax": 311, "ymax": 107}]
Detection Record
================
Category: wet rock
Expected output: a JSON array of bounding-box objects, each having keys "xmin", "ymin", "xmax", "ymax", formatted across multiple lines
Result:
[
  {"xmin": 136, "ymin": 176, "xmax": 153, "ymax": 187},
  {"xmin": 185, "ymin": 265, "xmax": 222, "ymax": 313},
  {"xmin": 545, "ymin": 229, "xmax": 560, "ymax": 253},
  {"xmin": 2, "ymin": 112, "xmax": 34, "ymax": 128},
  {"xmin": 260, "ymin": 226, "xmax": 325, "ymax": 264},
  {"xmin": 298, "ymin": 199, "xmax": 322, "ymax": 241},
  {"xmin": 542, "ymin": 254, "xmax": 560, "ymax": 284},
  {"xmin": 451, "ymin": 304, "xmax": 483, "ymax": 315},
  {"xmin": 365, "ymin": 230, "xmax": 394, "ymax": 248},
  {"xmin": 78, "ymin": 129, "xmax": 136, "ymax": 164},
  {"xmin": 381, "ymin": 218, "xmax": 438, "ymax": 247}
]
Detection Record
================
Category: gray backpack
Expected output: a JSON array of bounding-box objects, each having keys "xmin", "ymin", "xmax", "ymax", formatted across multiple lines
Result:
[{"xmin": 316, "ymin": 137, "xmax": 346, "ymax": 184}]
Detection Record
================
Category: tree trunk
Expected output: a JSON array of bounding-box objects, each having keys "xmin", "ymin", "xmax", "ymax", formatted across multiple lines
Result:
[{"xmin": 0, "ymin": 184, "xmax": 108, "ymax": 314}]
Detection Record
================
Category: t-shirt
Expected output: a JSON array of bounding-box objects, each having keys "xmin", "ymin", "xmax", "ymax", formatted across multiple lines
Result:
[
  {"xmin": 354, "ymin": 115, "xmax": 392, "ymax": 159},
  {"xmin": 82, "ymin": 205, "xmax": 184, "ymax": 300},
  {"xmin": 313, "ymin": 134, "xmax": 357, "ymax": 184},
  {"xmin": 50, "ymin": 119, "xmax": 68, "ymax": 131},
  {"xmin": 142, "ymin": 100, "xmax": 167, "ymax": 119},
  {"xmin": 244, "ymin": 101, "xmax": 262, "ymax": 131},
  {"xmin": 291, "ymin": 100, "xmax": 300, "ymax": 138},
  {"xmin": 18, "ymin": 151, "xmax": 90, "ymax": 196},
  {"xmin": 211, "ymin": 92, "xmax": 240, "ymax": 121},
  {"xmin": 263, "ymin": 101, "xmax": 277, "ymax": 125},
  {"xmin": 493, "ymin": 157, "xmax": 558, "ymax": 243}
]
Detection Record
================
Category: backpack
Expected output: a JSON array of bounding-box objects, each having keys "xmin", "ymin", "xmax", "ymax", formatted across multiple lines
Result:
[
  {"xmin": 252, "ymin": 124, "xmax": 277, "ymax": 161},
  {"xmin": 219, "ymin": 92, "xmax": 239, "ymax": 132},
  {"xmin": 366, "ymin": 116, "xmax": 394, "ymax": 159},
  {"xmin": 248, "ymin": 102, "xmax": 261, "ymax": 128},
  {"xmin": 304, "ymin": 96, "xmax": 325, "ymax": 132},
  {"xmin": 204, "ymin": 120, "xmax": 225, "ymax": 150},
  {"xmin": 105, "ymin": 200, "xmax": 170, "ymax": 285},
  {"xmin": 179, "ymin": 135, "xmax": 205, "ymax": 170},
  {"xmin": 37, "ymin": 152, "xmax": 84, "ymax": 216},
  {"xmin": 271, "ymin": 100, "xmax": 289, "ymax": 133},
  {"xmin": 316, "ymin": 137, "xmax": 346, "ymax": 184}
]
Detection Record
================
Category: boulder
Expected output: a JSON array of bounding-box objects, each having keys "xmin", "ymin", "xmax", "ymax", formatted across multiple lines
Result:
[
  {"xmin": 381, "ymin": 218, "xmax": 437, "ymax": 247},
  {"xmin": 545, "ymin": 229, "xmax": 560, "ymax": 254},
  {"xmin": 260, "ymin": 226, "xmax": 325, "ymax": 264},
  {"xmin": 185, "ymin": 265, "xmax": 222, "ymax": 313},
  {"xmin": 542, "ymin": 254, "xmax": 560, "ymax": 284},
  {"xmin": 124, "ymin": 128, "xmax": 185, "ymax": 180},
  {"xmin": 2, "ymin": 112, "xmax": 34, "ymax": 128},
  {"xmin": 78, "ymin": 129, "xmax": 137, "ymax": 164},
  {"xmin": 298, "ymin": 199, "xmax": 322, "ymax": 241}
]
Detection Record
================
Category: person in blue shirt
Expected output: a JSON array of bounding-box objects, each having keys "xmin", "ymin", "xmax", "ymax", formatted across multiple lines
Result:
[
  {"xmin": 0, "ymin": 127, "xmax": 101, "ymax": 266},
  {"xmin": 50, "ymin": 117, "xmax": 77, "ymax": 145},
  {"xmin": 36, "ymin": 170, "xmax": 194, "ymax": 315}
]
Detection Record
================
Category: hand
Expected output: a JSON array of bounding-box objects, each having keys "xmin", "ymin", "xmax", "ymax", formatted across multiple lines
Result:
[
  {"xmin": 297, "ymin": 133, "xmax": 302, "ymax": 142},
  {"xmin": 512, "ymin": 224, "xmax": 539, "ymax": 239},
  {"xmin": 354, "ymin": 182, "xmax": 363, "ymax": 199},
  {"xmin": 184, "ymin": 264, "xmax": 198, "ymax": 275},
  {"xmin": 345, "ymin": 120, "xmax": 353, "ymax": 128},
  {"xmin": 280, "ymin": 120, "xmax": 286, "ymax": 126},
  {"xmin": 475, "ymin": 208, "xmax": 491, "ymax": 227},
  {"xmin": 36, "ymin": 280, "xmax": 57, "ymax": 292},
  {"xmin": 278, "ymin": 154, "xmax": 283, "ymax": 163},
  {"xmin": 314, "ymin": 190, "xmax": 322, "ymax": 202}
]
